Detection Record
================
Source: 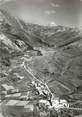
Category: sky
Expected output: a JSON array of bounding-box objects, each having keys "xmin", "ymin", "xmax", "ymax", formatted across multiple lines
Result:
[{"xmin": 0, "ymin": 0, "xmax": 82, "ymax": 26}]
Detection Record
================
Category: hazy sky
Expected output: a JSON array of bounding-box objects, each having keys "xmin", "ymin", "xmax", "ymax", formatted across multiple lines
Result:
[{"xmin": 1, "ymin": 0, "xmax": 82, "ymax": 26}]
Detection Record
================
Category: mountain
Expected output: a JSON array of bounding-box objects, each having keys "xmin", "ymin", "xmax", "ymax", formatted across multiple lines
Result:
[{"xmin": 0, "ymin": 9, "xmax": 82, "ymax": 117}]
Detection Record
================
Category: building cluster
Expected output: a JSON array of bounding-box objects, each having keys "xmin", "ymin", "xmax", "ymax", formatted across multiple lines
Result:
[{"xmin": 0, "ymin": 81, "xmax": 70, "ymax": 117}]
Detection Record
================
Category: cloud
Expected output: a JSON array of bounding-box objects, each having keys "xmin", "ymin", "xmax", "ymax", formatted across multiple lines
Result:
[
  {"xmin": 0, "ymin": 0, "xmax": 15, "ymax": 5},
  {"xmin": 45, "ymin": 10, "xmax": 56, "ymax": 15},
  {"xmin": 51, "ymin": 3, "xmax": 60, "ymax": 8}
]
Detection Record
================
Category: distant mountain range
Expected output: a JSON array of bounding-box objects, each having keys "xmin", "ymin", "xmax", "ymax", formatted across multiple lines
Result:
[{"xmin": 0, "ymin": 9, "xmax": 82, "ymax": 50}]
